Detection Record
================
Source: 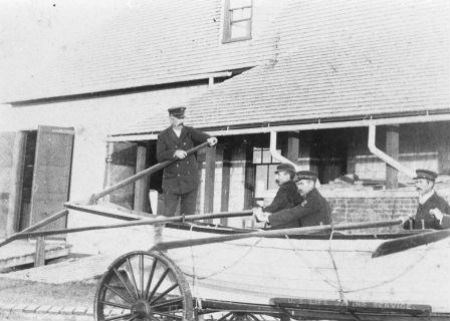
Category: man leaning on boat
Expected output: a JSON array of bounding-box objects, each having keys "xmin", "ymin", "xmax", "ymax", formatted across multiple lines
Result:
[
  {"xmin": 253, "ymin": 170, "xmax": 332, "ymax": 228},
  {"xmin": 403, "ymin": 169, "xmax": 450, "ymax": 230}
]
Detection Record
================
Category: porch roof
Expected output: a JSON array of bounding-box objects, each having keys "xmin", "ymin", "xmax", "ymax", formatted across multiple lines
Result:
[{"xmin": 111, "ymin": 0, "xmax": 450, "ymax": 140}]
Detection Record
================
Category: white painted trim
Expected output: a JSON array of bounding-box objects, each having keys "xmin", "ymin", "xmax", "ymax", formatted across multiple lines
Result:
[
  {"xmin": 269, "ymin": 130, "xmax": 300, "ymax": 170},
  {"xmin": 107, "ymin": 112, "xmax": 450, "ymax": 142},
  {"xmin": 367, "ymin": 124, "xmax": 416, "ymax": 178}
]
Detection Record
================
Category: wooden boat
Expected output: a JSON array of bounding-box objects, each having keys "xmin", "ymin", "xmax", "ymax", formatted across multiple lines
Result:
[{"xmin": 92, "ymin": 220, "xmax": 450, "ymax": 321}]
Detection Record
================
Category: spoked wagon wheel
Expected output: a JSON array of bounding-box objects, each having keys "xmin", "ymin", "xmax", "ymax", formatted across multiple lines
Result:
[
  {"xmin": 95, "ymin": 250, "xmax": 194, "ymax": 321},
  {"xmin": 217, "ymin": 312, "xmax": 263, "ymax": 321}
]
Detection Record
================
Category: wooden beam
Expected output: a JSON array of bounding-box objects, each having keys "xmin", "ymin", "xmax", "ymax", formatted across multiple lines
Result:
[
  {"xmin": 134, "ymin": 144, "xmax": 150, "ymax": 213},
  {"xmin": 7, "ymin": 131, "xmax": 26, "ymax": 236},
  {"xmin": 220, "ymin": 145, "xmax": 232, "ymax": 225},
  {"xmin": 203, "ymin": 146, "xmax": 216, "ymax": 217},
  {"xmin": 286, "ymin": 132, "xmax": 300, "ymax": 163},
  {"xmin": 386, "ymin": 125, "xmax": 399, "ymax": 189},
  {"xmin": 34, "ymin": 236, "xmax": 46, "ymax": 267}
]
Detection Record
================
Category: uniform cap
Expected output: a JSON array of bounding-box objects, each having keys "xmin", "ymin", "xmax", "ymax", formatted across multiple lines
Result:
[
  {"xmin": 414, "ymin": 169, "xmax": 438, "ymax": 181},
  {"xmin": 275, "ymin": 163, "xmax": 296, "ymax": 175},
  {"xmin": 168, "ymin": 106, "xmax": 186, "ymax": 119},
  {"xmin": 295, "ymin": 170, "xmax": 318, "ymax": 182}
]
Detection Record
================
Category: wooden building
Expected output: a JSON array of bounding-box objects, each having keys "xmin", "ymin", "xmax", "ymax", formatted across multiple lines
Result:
[{"xmin": 1, "ymin": 0, "xmax": 449, "ymax": 252}]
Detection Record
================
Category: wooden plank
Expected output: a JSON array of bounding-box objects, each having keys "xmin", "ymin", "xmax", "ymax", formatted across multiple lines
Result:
[
  {"xmin": 271, "ymin": 297, "xmax": 431, "ymax": 315},
  {"xmin": 133, "ymin": 144, "xmax": 150, "ymax": 213},
  {"xmin": 203, "ymin": 146, "xmax": 216, "ymax": 218},
  {"xmin": 386, "ymin": 125, "xmax": 399, "ymax": 189},
  {"xmin": 34, "ymin": 236, "xmax": 46, "ymax": 267},
  {"xmin": 7, "ymin": 131, "xmax": 26, "ymax": 237},
  {"xmin": 243, "ymin": 142, "xmax": 255, "ymax": 210},
  {"xmin": 220, "ymin": 145, "xmax": 232, "ymax": 225}
]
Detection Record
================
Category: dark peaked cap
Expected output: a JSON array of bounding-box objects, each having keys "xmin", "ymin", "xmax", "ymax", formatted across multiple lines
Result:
[
  {"xmin": 168, "ymin": 106, "xmax": 186, "ymax": 118},
  {"xmin": 414, "ymin": 169, "xmax": 438, "ymax": 181},
  {"xmin": 295, "ymin": 170, "xmax": 318, "ymax": 181},
  {"xmin": 275, "ymin": 163, "xmax": 296, "ymax": 175}
]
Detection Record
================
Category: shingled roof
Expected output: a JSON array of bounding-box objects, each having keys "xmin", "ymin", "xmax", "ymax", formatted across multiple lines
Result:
[
  {"xmin": 1, "ymin": 0, "xmax": 284, "ymax": 102},
  {"xmin": 114, "ymin": 0, "xmax": 450, "ymax": 138}
]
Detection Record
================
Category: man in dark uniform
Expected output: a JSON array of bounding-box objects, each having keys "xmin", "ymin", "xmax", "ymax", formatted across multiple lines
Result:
[
  {"xmin": 254, "ymin": 163, "xmax": 301, "ymax": 220},
  {"xmin": 254, "ymin": 170, "xmax": 331, "ymax": 228},
  {"xmin": 156, "ymin": 106, "xmax": 217, "ymax": 216},
  {"xmin": 403, "ymin": 169, "xmax": 450, "ymax": 230}
]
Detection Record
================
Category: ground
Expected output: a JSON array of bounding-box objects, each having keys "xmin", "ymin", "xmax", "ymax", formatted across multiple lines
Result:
[{"xmin": 0, "ymin": 278, "xmax": 95, "ymax": 307}]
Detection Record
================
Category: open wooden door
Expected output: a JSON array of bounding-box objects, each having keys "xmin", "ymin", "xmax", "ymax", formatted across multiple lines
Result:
[{"xmin": 29, "ymin": 126, "xmax": 74, "ymax": 233}]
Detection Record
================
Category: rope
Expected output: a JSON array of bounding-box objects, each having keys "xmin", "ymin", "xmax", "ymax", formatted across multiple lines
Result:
[
  {"xmin": 342, "ymin": 243, "xmax": 431, "ymax": 293},
  {"xmin": 285, "ymin": 231, "xmax": 435, "ymax": 296},
  {"xmin": 327, "ymin": 230, "xmax": 348, "ymax": 304},
  {"xmin": 184, "ymin": 226, "xmax": 262, "ymax": 280},
  {"xmin": 285, "ymin": 235, "xmax": 340, "ymax": 290}
]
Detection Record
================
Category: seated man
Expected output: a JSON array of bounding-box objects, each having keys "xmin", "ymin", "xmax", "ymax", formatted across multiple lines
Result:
[
  {"xmin": 403, "ymin": 169, "xmax": 450, "ymax": 230},
  {"xmin": 257, "ymin": 163, "xmax": 302, "ymax": 214},
  {"xmin": 254, "ymin": 170, "xmax": 331, "ymax": 229}
]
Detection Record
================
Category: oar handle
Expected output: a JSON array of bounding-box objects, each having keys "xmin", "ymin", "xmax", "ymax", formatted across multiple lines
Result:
[
  {"xmin": 88, "ymin": 141, "xmax": 209, "ymax": 204},
  {"xmin": 153, "ymin": 219, "xmax": 404, "ymax": 251}
]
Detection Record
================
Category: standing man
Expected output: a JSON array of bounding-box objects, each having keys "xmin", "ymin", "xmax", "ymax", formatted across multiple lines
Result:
[
  {"xmin": 157, "ymin": 106, "xmax": 217, "ymax": 216},
  {"xmin": 403, "ymin": 169, "xmax": 450, "ymax": 230},
  {"xmin": 254, "ymin": 170, "xmax": 331, "ymax": 228}
]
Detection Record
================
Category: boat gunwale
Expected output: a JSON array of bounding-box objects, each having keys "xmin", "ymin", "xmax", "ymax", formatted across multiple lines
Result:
[{"xmin": 165, "ymin": 222, "xmax": 433, "ymax": 240}]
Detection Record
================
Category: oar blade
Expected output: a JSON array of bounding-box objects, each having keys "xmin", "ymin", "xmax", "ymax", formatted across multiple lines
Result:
[{"xmin": 372, "ymin": 229, "xmax": 450, "ymax": 258}]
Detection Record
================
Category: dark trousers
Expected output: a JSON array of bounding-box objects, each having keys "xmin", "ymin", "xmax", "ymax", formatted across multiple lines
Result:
[{"xmin": 163, "ymin": 188, "xmax": 198, "ymax": 216}]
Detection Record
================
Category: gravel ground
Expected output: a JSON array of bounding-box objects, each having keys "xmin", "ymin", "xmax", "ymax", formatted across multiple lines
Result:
[{"xmin": 0, "ymin": 278, "xmax": 96, "ymax": 308}]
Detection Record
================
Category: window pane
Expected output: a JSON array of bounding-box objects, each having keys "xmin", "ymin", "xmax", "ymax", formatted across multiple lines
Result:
[
  {"xmin": 231, "ymin": 7, "xmax": 251, "ymax": 20},
  {"xmin": 255, "ymin": 165, "xmax": 268, "ymax": 197},
  {"xmin": 229, "ymin": 0, "xmax": 251, "ymax": 9},
  {"xmin": 261, "ymin": 148, "xmax": 271, "ymax": 163},
  {"xmin": 230, "ymin": 20, "xmax": 251, "ymax": 39},
  {"xmin": 253, "ymin": 147, "xmax": 262, "ymax": 164}
]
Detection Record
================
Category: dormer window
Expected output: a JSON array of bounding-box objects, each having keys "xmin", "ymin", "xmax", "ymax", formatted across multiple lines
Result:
[{"xmin": 222, "ymin": 0, "xmax": 252, "ymax": 43}]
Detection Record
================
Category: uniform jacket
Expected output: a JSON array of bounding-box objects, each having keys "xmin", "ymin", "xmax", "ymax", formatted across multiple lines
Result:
[
  {"xmin": 403, "ymin": 192, "xmax": 450, "ymax": 230},
  {"xmin": 441, "ymin": 214, "xmax": 450, "ymax": 229},
  {"xmin": 263, "ymin": 180, "xmax": 302, "ymax": 213},
  {"xmin": 268, "ymin": 188, "xmax": 331, "ymax": 228},
  {"xmin": 157, "ymin": 125, "xmax": 209, "ymax": 194}
]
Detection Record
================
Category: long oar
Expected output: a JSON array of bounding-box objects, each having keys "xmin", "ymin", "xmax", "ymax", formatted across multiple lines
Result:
[
  {"xmin": 372, "ymin": 229, "xmax": 450, "ymax": 258},
  {"xmin": 151, "ymin": 219, "xmax": 403, "ymax": 251},
  {"xmin": 0, "ymin": 209, "xmax": 68, "ymax": 248},
  {"xmin": 7, "ymin": 210, "xmax": 253, "ymax": 239},
  {"xmin": 88, "ymin": 141, "xmax": 209, "ymax": 204}
]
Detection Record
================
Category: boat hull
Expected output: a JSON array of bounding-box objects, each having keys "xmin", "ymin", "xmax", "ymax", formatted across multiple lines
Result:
[{"xmin": 158, "ymin": 225, "xmax": 450, "ymax": 314}]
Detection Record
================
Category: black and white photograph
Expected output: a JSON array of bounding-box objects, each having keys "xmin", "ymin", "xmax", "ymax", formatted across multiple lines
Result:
[{"xmin": 0, "ymin": 0, "xmax": 449, "ymax": 320}]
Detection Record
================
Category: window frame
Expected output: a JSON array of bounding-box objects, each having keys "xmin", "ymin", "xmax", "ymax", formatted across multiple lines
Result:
[{"xmin": 222, "ymin": 0, "xmax": 253, "ymax": 43}]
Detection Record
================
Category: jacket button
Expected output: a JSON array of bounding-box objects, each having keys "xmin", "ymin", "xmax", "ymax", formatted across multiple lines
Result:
[
  {"xmin": 176, "ymin": 164, "xmax": 179, "ymax": 167},
  {"xmin": 177, "ymin": 174, "xmax": 180, "ymax": 176},
  {"xmin": 184, "ymin": 142, "xmax": 186, "ymax": 145}
]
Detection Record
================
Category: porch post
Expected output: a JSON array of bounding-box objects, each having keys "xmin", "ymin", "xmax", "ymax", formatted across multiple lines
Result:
[
  {"xmin": 286, "ymin": 131, "xmax": 300, "ymax": 163},
  {"xmin": 386, "ymin": 125, "xmax": 399, "ymax": 189},
  {"xmin": 203, "ymin": 145, "xmax": 216, "ymax": 216},
  {"xmin": 134, "ymin": 143, "xmax": 150, "ymax": 213}
]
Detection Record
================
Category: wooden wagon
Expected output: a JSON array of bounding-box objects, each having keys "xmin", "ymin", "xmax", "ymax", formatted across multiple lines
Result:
[
  {"xmin": 2, "ymin": 142, "xmax": 449, "ymax": 321},
  {"xmin": 91, "ymin": 220, "xmax": 450, "ymax": 321}
]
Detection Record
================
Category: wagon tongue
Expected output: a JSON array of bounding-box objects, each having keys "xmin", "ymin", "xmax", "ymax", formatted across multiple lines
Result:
[{"xmin": 372, "ymin": 229, "xmax": 450, "ymax": 258}]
